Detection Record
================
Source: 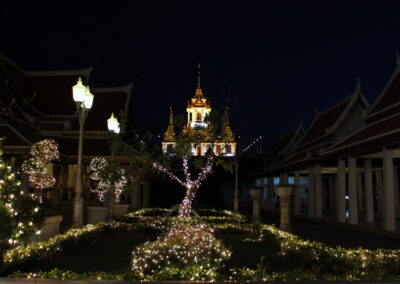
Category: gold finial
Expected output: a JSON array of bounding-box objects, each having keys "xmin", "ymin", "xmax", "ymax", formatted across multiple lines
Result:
[
  {"xmin": 197, "ymin": 64, "xmax": 201, "ymax": 89},
  {"xmin": 169, "ymin": 106, "xmax": 173, "ymax": 124}
]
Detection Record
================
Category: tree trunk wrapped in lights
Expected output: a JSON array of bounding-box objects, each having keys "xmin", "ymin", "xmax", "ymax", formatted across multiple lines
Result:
[{"xmin": 152, "ymin": 155, "xmax": 214, "ymax": 219}]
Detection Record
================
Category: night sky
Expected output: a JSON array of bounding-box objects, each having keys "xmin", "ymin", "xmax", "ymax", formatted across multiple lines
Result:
[{"xmin": 2, "ymin": 1, "xmax": 400, "ymax": 152}]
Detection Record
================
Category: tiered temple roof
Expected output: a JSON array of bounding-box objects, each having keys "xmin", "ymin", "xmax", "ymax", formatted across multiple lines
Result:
[{"xmin": 0, "ymin": 52, "xmax": 134, "ymax": 161}]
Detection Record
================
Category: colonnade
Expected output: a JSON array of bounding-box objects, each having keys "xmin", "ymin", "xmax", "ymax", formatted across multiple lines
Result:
[{"xmin": 262, "ymin": 148, "xmax": 400, "ymax": 231}]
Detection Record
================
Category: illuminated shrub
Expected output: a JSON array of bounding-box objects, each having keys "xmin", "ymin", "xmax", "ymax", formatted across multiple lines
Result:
[{"xmin": 131, "ymin": 218, "xmax": 231, "ymax": 280}]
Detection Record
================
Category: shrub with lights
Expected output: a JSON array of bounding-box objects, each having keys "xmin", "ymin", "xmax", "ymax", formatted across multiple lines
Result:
[
  {"xmin": 21, "ymin": 139, "xmax": 59, "ymax": 203},
  {"xmin": 131, "ymin": 218, "xmax": 231, "ymax": 280},
  {"xmin": 89, "ymin": 157, "xmax": 128, "ymax": 204},
  {"xmin": 0, "ymin": 138, "xmax": 44, "ymax": 255}
]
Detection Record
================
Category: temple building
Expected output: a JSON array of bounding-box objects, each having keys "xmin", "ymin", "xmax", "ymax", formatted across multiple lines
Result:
[
  {"xmin": 0, "ymin": 52, "xmax": 151, "ymax": 225},
  {"xmin": 162, "ymin": 66, "xmax": 236, "ymax": 157}
]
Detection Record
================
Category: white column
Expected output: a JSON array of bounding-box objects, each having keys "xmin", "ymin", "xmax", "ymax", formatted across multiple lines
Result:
[
  {"xmin": 357, "ymin": 173, "xmax": 364, "ymax": 216},
  {"xmin": 364, "ymin": 159, "xmax": 374, "ymax": 223},
  {"xmin": 294, "ymin": 171, "xmax": 301, "ymax": 215},
  {"xmin": 308, "ymin": 167, "xmax": 315, "ymax": 218},
  {"xmin": 394, "ymin": 164, "xmax": 400, "ymax": 218},
  {"xmin": 375, "ymin": 170, "xmax": 383, "ymax": 217},
  {"xmin": 328, "ymin": 176, "xmax": 335, "ymax": 209},
  {"xmin": 315, "ymin": 164, "xmax": 323, "ymax": 219},
  {"xmin": 267, "ymin": 176, "xmax": 274, "ymax": 209},
  {"xmin": 336, "ymin": 159, "xmax": 346, "ymax": 223},
  {"xmin": 383, "ymin": 148, "xmax": 396, "ymax": 231},
  {"xmin": 348, "ymin": 157, "xmax": 358, "ymax": 224}
]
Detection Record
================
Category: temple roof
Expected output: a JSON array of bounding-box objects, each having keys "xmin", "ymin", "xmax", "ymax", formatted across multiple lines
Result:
[
  {"xmin": 260, "ymin": 81, "xmax": 369, "ymax": 173},
  {"xmin": 187, "ymin": 65, "xmax": 210, "ymax": 109},
  {"xmin": 322, "ymin": 110, "xmax": 400, "ymax": 158},
  {"xmin": 366, "ymin": 62, "xmax": 400, "ymax": 124}
]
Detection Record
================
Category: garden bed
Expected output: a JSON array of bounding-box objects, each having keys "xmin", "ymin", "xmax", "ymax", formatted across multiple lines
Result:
[{"xmin": 2, "ymin": 208, "xmax": 400, "ymax": 281}]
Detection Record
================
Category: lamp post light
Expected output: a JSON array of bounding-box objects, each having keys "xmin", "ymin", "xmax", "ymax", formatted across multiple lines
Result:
[
  {"xmin": 106, "ymin": 113, "xmax": 120, "ymax": 221},
  {"xmin": 72, "ymin": 76, "xmax": 94, "ymax": 227}
]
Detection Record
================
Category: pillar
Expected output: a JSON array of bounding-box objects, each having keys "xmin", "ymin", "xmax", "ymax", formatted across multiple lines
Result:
[
  {"xmin": 375, "ymin": 170, "xmax": 383, "ymax": 217},
  {"xmin": 336, "ymin": 159, "xmax": 346, "ymax": 223},
  {"xmin": 233, "ymin": 161, "xmax": 239, "ymax": 213},
  {"xmin": 294, "ymin": 171, "xmax": 301, "ymax": 215},
  {"xmin": 308, "ymin": 167, "xmax": 315, "ymax": 218},
  {"xmin": 348, "ymin": 157, "xmax": 358, "ymax": 224},
  {"xmin": 277, "ymin": 186, "xmax": 293, "ymax": 232},
  {"xmin": 130, "ymin": 180, "xmax": 141, "ymax": 209},
  {"xmin": 382, "ymin": 148, "xmax": 396, "ymax": 231},
  {"xmin": 315, "ymin": 164, "xmax": 323, "ymax": 219},
  {"xmin": 260, "ymin": 177, "xmax": 267, "ymax": 209},
  {"xmin": 394, "ymin": 164, "xmax": 400, "ymax": 218},
  {"xmin": 364, "ymin": 159, "xmax": 374, "ymax": 223},
  {"xmin": 249, "ymin": 187, "xmax": 262, "ymax": 224},
  {"xmin": 280, "ymin": 173, "xmax": 288, "ymax": 184},
  {"xmin": 328, "ymin": 175, "xmax": 335, "ymax": 209},
  {"xmin": 357, "ymin": 173, "xmax": 364, "ymax": 216},
  {"xmin": 267, "ymin": 175, "xmax": 274, "ymax": 209}
]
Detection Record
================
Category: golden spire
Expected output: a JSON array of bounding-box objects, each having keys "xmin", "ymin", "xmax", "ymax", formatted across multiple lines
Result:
[
  {"xmin": 164, "ymin": 107, "xmax": 176, "ymax": 142},
  {"xmin": 197, "ymin": 64, "xmax": 201, "ymax": 90},
  {"xmin": 169, "ymin": 106, "xmax": 174, "ymax": 125},
  {"xmin": 222, "ymin": 107, "xmax": 234, "ymax": 142}
]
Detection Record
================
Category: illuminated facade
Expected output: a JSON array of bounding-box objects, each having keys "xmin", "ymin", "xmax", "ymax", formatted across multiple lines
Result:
[{"xmin": 162, "ymin": 66, "xmax": 236, "ymax": 157}]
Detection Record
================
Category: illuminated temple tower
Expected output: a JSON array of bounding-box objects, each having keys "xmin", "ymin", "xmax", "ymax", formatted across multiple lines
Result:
[{"xmin": 162, "ymin": 66, "xmax": 236, "ymax": 157}]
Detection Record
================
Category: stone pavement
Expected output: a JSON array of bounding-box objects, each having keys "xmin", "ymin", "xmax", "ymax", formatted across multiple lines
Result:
[{"xmin": 260, "ymin": 209, "xmax": 400, "ymax": 250}]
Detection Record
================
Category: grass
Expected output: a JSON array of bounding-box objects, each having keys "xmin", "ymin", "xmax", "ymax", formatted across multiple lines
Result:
[
  {"xmin": 20, "ymin": 230, "xmax": 295, "ymax": 275},
  {"xmin": 26, "ymin": 232, "xmax": 155, "ymax": 274},
  {"xmin": 218, "ymin": 233, "xmax": 296, "ymax": 272}
]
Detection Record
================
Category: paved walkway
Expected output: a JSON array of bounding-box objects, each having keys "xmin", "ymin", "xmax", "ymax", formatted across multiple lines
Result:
[{"xmin": 260, "ymin": 209, "xmax": 400, "ymax": 250}]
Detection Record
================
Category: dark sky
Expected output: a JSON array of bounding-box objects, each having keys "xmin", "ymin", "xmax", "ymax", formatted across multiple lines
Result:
[{"xmin": 2, "ymin": 1, "xmax": 400, "ymax": 152}]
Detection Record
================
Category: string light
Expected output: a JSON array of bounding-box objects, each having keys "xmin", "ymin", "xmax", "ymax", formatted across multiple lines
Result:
[
  {"xmin": 90, "ymin": 157, "xmax": 127, "ymax": 203},
  {"xmin": 152, "ymin": 155, "xmax": 214, "ymax": 219},
  {"xmin": 242, "ymin": 136, "xmax": 262, "ymax": 153},
  {"xmin": 0, "ymin": 142, "xmax": 43, "ymax": 248},
  {"xmin": 21, "ymin": 139, "xmax": 59, "ymax": 203}
]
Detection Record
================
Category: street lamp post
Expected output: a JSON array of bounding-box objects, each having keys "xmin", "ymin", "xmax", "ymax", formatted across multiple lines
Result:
[
  {"xmin": 72, "ymin": 77, "xmax": 94, "ymax": 227},
  {"xmin": 106, "ymin": 113, "xmax": 120, "ymax": 221}
]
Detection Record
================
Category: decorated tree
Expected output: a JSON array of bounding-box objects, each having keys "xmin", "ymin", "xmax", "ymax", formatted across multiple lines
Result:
[
  {"xmin": 126, "ymin": 109, "xmax": 234, "ymax": 279},
  {"xmin": 89, "ymin": 156, "xmax": 128, "ymax": 204},
  {"xmin": 0, "ymin": 138, "xmax": 44, "ymax": 253},
  {"xmin": 21, "ymin": 139, "xmax": 59, "ymax": 203}
]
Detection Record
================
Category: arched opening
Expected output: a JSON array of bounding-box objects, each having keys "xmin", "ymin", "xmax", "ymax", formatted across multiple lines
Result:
[
  {"xmin": 196, "ymin": 112, "xmax": 201, "ymax": 121},
  {"xmin": 196, "ymin": 146, "xmax": 202, "ymax": 156},
  {"xmin": 167, "ymin": 144, "xmax": 173, "ymax": 153},
  {"xmin": 216, "ymin": 145, "xmax": 221, "ymax": 155},
  {"xmin": 226, "ymin": 144, "xmax": 232, "ymax": 153}
]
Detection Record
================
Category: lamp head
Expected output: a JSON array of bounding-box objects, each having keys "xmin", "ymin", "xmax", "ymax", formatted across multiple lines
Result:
[
  {"xmin": 72, "ymin": 76, "xmax": 86, "ymax": 102},
  {"xmin": 83, "ymin": 86, "xmax": 94, "ymax": 109},
  {"xmin": 107, "ymin": 113, "xmax": 120, "ymax": 133}
]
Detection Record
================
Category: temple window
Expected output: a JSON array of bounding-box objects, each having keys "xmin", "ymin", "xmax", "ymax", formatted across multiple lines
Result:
[
  {"xmin": 167, "ymin": 144, "xmax": 173, "ymax": 152},
  {"xmin": 226, "ymin": 144, "xmax": 232, "ymax": 153},
  {"xmin": 216, "ymin": 145, "xmax": 221, "ymax": 154},
  {"xmin": 196, "ymin": 146, "xmax": 202, "ymax": 156}
]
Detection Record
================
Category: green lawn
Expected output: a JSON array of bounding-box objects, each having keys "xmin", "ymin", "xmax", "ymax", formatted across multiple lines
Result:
[{"xmin": 28, "ymin": 232, "xmax": 154, "ymax": 274}]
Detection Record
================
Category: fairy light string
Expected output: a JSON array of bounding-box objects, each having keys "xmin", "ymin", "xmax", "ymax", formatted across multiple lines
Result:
[
  {"xmin": 90, "ymin": 157, "xmax": 127, "ymax": 203},
  {"xmin": 21, "ymin": 139, "xmax": 59, "ymax": 203}
]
